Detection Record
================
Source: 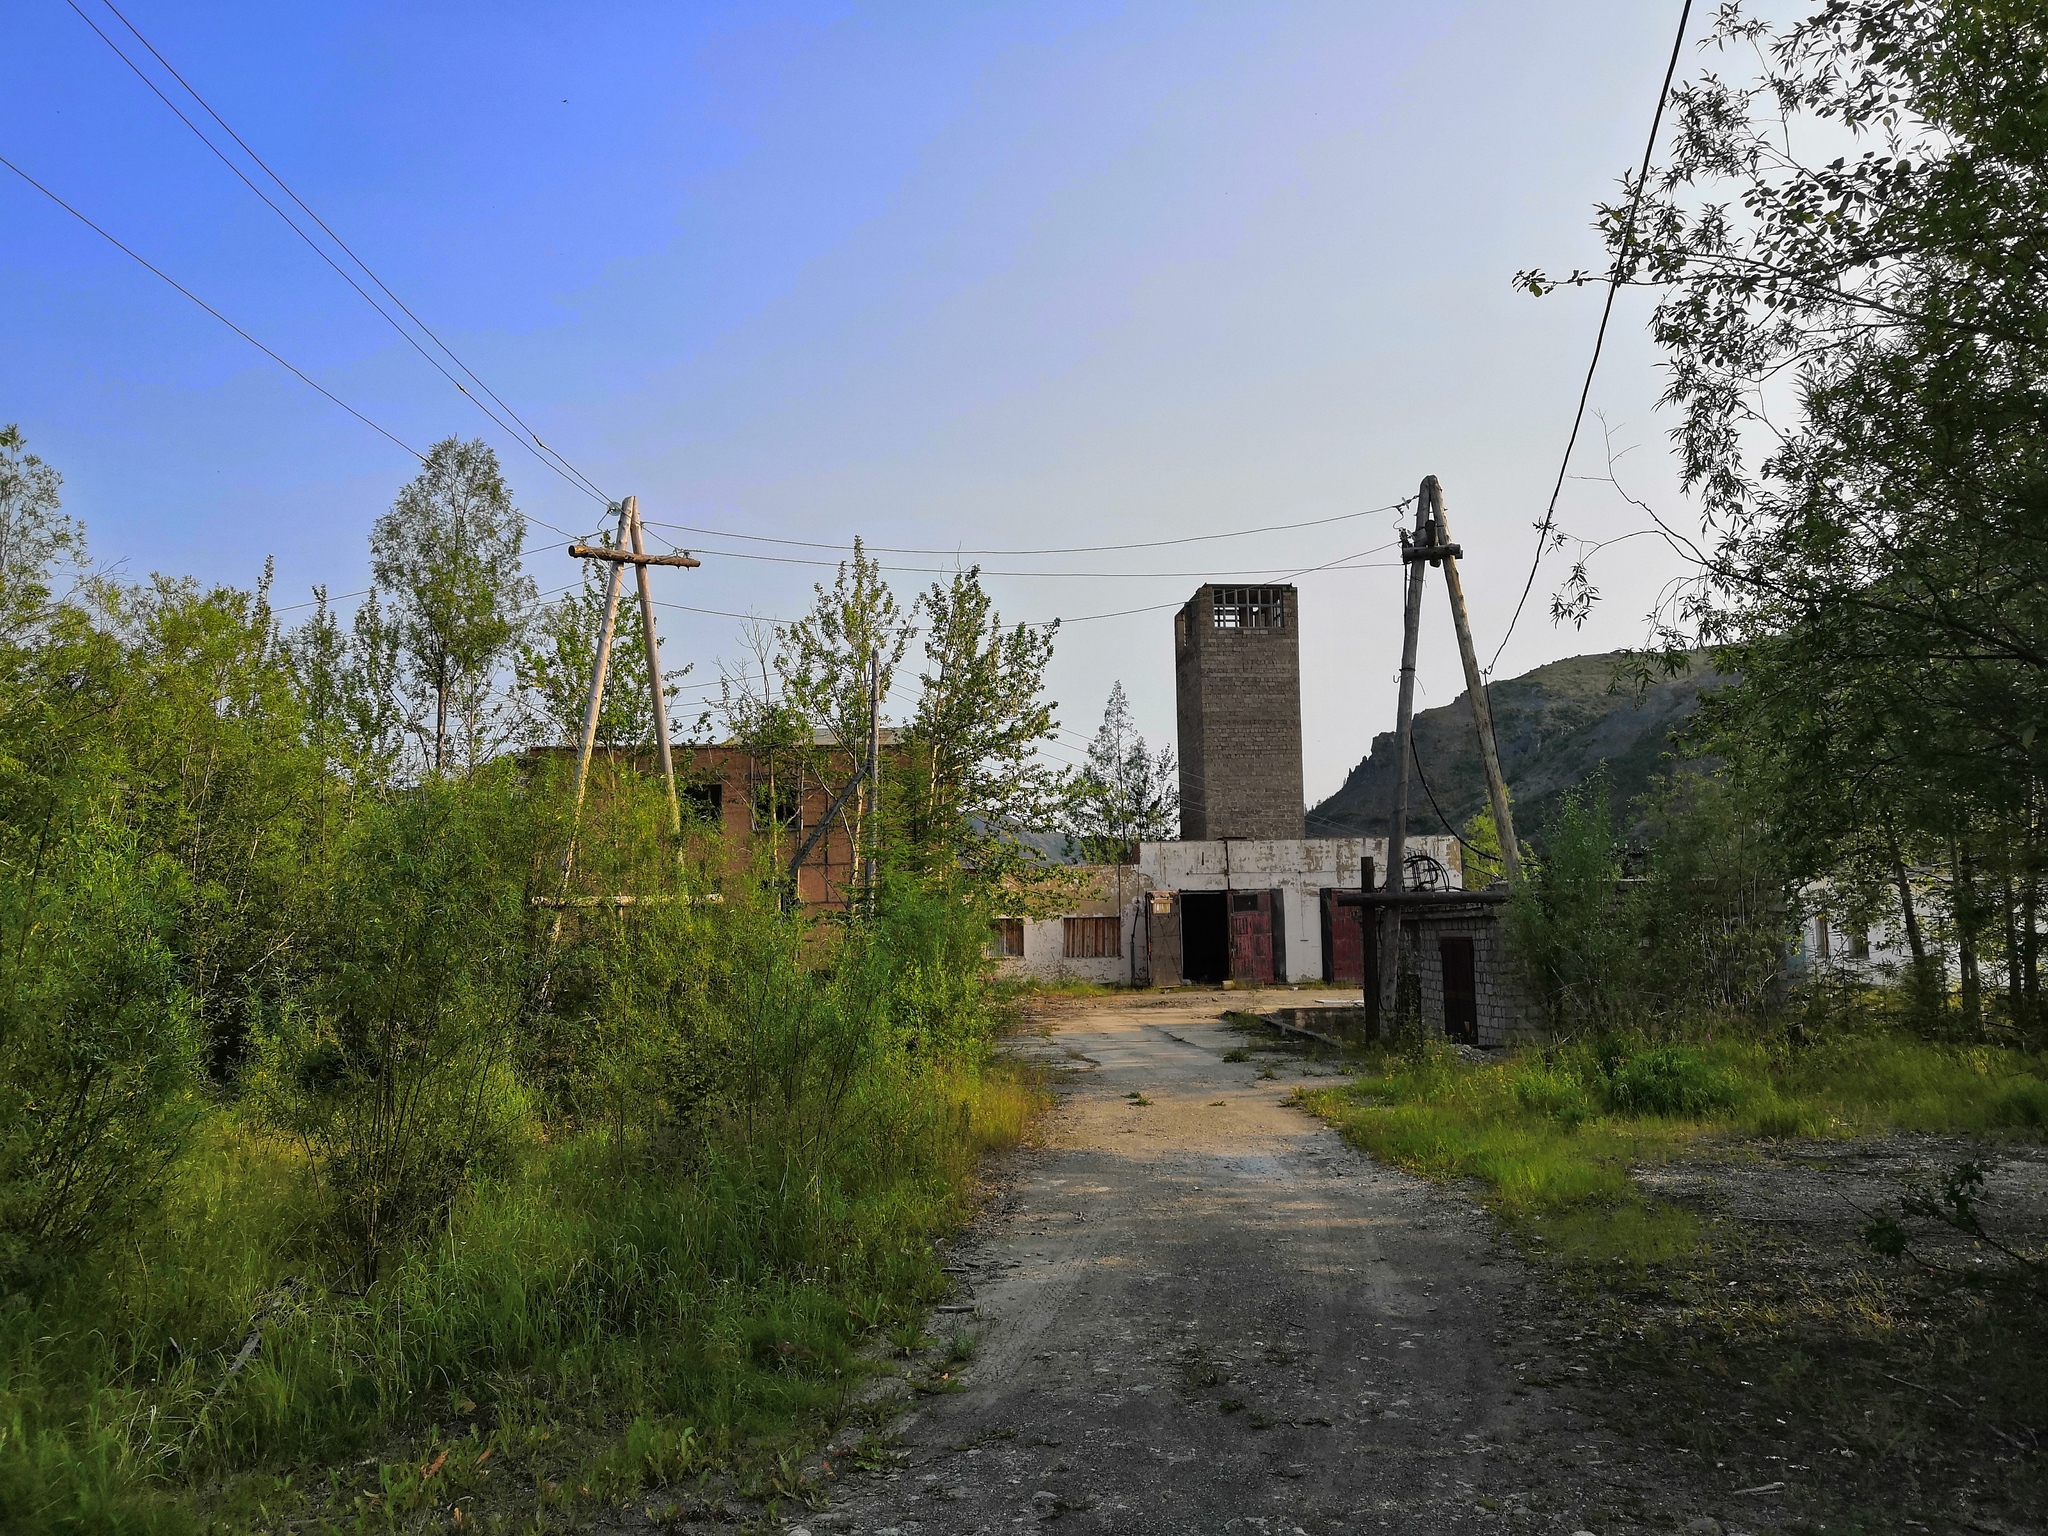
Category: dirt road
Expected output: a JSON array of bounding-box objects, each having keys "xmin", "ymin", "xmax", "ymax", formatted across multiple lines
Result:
[{"xmin": 805, "ymin": 993, "xmax": 1703, "ymax": 1536}]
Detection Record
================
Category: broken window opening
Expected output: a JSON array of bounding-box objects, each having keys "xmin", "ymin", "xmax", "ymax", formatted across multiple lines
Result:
[{"xmin": 1211, "ymin": 586, "xmax": 1286, "ymax": 630}]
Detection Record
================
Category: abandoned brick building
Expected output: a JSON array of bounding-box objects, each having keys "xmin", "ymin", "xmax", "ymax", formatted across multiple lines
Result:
[{"xmin": 994, "ymin": 580, "xmax": 1538, "ymax": 1045}]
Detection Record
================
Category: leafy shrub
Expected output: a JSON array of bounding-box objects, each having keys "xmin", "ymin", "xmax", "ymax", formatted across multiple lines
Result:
[
  {"xmin": 1604, "ymin": 1045, "xmax": 1739, "ymax": 1118},
  {"xmin": 1505, "ymin": 774, "xmax": 1791, "ymax": 1035},
  {"xmin": 0, "ymin": 807, "xmax": 197, "ymax": 1289},
  {"xmin": 253, "ymin": 772, "xmax": 538, "ymax": 1283}
]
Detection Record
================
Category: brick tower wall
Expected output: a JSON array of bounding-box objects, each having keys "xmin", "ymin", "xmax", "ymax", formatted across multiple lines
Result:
[{"xmin": 1174, "ymin": 584, "xmax": 1305, "ymax": 841}]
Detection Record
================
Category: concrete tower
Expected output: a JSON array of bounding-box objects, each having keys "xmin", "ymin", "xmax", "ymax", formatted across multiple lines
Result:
[{"xmin": 1174, "ymin": 583, "xmax": 1305, "ymax": 840}]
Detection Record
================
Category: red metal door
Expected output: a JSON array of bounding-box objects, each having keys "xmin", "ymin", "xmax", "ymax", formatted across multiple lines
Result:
[
  {"xmin": 1228, "ymin": 890, "xmax": 1274, "ymax": 986},
  {"xmin": 1323, "ymin": 888, "xmax": 1366, "ymax": 985}
]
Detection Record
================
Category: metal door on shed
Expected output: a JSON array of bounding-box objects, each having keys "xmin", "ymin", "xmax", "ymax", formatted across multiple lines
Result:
[
  {"xmin": 1227, "ymin": 890, "xmax": 1275, "ymax": 986},
  {"xmin": 1439, "ymin": 935, "xmax": 1478, "ymax": 1043},
  {"xmin": 1321, "ymin": 888, "xmax": 1367, "ymax": 984},
  {"xmin": 1148, "ymin": 893, "xmax": 1183, "ymax": 988}
]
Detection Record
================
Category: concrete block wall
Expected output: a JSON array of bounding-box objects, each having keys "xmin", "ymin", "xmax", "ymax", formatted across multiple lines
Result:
[
  {"xmin": 1407, "ymin": 910, "xmax": 1541, "ymax": 1048},
  {"xmin": 1175, "ymin": 585, "xmax": 1305, "ymax": 841}
]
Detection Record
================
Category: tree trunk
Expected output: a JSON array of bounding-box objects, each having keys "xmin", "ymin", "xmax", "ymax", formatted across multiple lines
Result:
[
  {"xmin": 1953, "ymin": 835, "xmax": 1980, "ymax": 1027},
  {"xmin": 434, "ymin": 658, "xmax": 449, "ymax": 774},
  {"xmin": 1890, "ymin": 835, "xmax": 1939, "ymax": 1020},
  {"xmin": 2024, "ymin": 823, "xmax": 2041, "ymax": 1030},
  {"xmin": 2006, "ymin": 873, "xmax": 2024, "ymax": 1027}
]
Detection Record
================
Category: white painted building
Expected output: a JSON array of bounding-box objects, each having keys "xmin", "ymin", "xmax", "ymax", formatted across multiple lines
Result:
[
  {"xmin": 987, "ymin": 865, "xmax": 1149, "ymax": 985},
  {"xmin": 988, "ymin": 837, "xmax": 1466, "ymax": 987},
  {"xmin": 1137, "ymin": 835, "xmax": 1464, "ymax": 986}
]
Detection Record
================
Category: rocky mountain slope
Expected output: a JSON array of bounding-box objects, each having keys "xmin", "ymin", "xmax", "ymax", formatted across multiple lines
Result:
[{"xmin": 1306, "ymin": 650, "xmax": 1725, "ymax": 840}]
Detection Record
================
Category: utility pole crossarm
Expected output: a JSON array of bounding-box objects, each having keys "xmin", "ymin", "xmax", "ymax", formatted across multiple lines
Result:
[
  {"xmin": 1400, "ymin": 542, "xmax": 1463, "ymax": 564},
  {"xmin": 569, "ymin": 543, "xmax": 701, "ymax": 568}
]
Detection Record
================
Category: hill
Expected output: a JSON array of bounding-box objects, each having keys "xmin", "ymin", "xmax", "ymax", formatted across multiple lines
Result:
[{"xmin": 1305, "ymin": 651, "xmax": 1726, "ymax": 841}]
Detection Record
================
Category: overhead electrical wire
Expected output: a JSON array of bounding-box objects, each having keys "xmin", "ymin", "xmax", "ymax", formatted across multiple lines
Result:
[
  {"xmin": 40, "ymin": 2, "xmax": 1440, "ymax": 654},
  {"xmin": 638, "ymin": 498, "xmax": 1416, "ymax": 558},
  {"xmin": 2, "ymin": 152, "xmax": 431, "ymax": 467},
  {"xmin": 1490, "ymin": 0, "xmax": 1695, "ymax": 674},
  {"xmin": 638, "ymin": 530, "xmax": 1401, "ymax": 581},
  {"xmin": 67, "ymin": 0, "xmax": 614, "ymax": 510},
  {"xmin": 0, "ymin": 163, "xmax": 593, "ymax": 547}
]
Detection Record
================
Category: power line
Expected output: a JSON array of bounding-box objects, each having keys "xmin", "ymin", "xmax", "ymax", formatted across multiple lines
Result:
[
  {"xmin": 638, "ymin": 498, "xmax": 1415, "ymax": 557},
  {"xmin": 0, "ymin": 154, "xmax": 593, "ymax": 547},
  {"xmin": 70, "ymin": 0, "xmax": 614, "ymax": 508},
  {"xmin": 2, "ymin": 152, "xmax": 429, "ymax": 466},
  {"xmin": 637, "ymin": 524, "xmax": 1399, "ymax": 580},
  {"xmin": 1491, "ymin": 0, "xmax": 1695, "ymax": 675}
]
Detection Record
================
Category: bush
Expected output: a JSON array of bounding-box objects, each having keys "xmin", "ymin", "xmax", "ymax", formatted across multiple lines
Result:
[
  {"xmin": 252, "ymin": 771, "xmax": 538, "ymax": 1284},
  {"xmin": 1505, "ymin": 773, "xmax": 1791, "ymax": 1036},
  {"xmin": 0, "ymin": 806, "xmax": 197, "ymax": 1290},
  {"xmin": 1604, "ymin": 1044, "xmax": 1739, "ymax": 1118}
]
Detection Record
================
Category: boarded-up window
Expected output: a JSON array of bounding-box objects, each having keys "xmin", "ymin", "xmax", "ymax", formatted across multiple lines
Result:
[
  {"xmin": 1063, "ymin": 915, "xmax": 1121, "ymax": 959},
  {"xmin": 988, "ymin": 919, "xmax": 1024, "ymax": 958}
]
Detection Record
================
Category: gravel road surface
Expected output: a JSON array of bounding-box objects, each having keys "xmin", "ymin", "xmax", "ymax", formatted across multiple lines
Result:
[{"xmin": 804, "ymin": 992, "xmax": 1702, "ymax": 1536}]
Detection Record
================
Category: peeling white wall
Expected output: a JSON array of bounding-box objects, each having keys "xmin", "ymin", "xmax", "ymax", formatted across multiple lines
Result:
[{"xmin": 1137, "ymin": 836, "xmax": 1463, "ymax": 984}]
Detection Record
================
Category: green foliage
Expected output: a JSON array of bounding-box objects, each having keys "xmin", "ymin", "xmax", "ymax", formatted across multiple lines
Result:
[
  {"xmin": 0, "ymin": 425, "xmax": 1056, "ymax": 1533},
  {"xmin": 252, "ymin": 770, "xmax": 541, "ymax": 1283},
  {"xmin": 0, "ymin": 423, "xmax": 82, "ymax": 643},
  {"xmin": 1503, "ymin": 784, "xmax": 1635, "ymax": 1031},
  {"xmin": 0, "ymin": 807, "xmax": 196, "ymax": 1290},
  {"xmin": 1308, "ymin": 1025, "xmax": 2047, "ymax": 1267},
  {"xmin": 1602, "ymin": 1045, "xmax": 1739, "ymax": 1118},
  {"xmin": 517, "ymin": 567, "xmax": 690, "ymax": 751},
  {"xmin": 896, "ymin": 567, "xmax": 1061, "ymax": 870},
  {"xmin": 1062, "ymin": 680, "xmax": 1178, "ymax": 864},
  {"xmin": 1507, "ymin": 773, "xmax": 1792, "ymax": 1035},
  {"xmin": 1528, "ymin": 2, "xmax": 2048, "ymax": 1038},
  {"xmin": 368, "ymin": 437, "xmax": 535, "ymax": 772}
]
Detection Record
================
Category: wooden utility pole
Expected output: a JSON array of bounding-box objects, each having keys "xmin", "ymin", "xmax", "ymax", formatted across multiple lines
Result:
[
  {"xmin": 557, "ymin": 499, "xmax": 701, "ymax": 894},
  {"xmin": 624, "ymin": 496, "xmax": 682, "ymax": 838},
  {"xmin": 1375, "ymin": 473, "xmax": 1522, "ymax": 1013},
  {"xmin": 863, "ymin": 647, "xmax": 881, "ymax": 905},
  {"xmin": 1381, "ymin": 483, "xmax": 1431, "ymax": 1016},
  {"xmin": 1427, "ymin": 479, "xmax": 1520, "ymax": 883},
  {"xmin": 562, "ymin": 500, "xmax": 632, "ymax": 871}
]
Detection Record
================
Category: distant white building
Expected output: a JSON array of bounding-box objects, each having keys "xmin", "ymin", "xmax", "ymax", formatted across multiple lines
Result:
[{"xmin": 1793, "ymin": 884, "xmax": 1939, "ymax": 983}]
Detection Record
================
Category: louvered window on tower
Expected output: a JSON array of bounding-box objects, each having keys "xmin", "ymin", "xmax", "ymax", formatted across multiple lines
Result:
[{"xmin": 1211, "ymin": 586, "xmax": 1286, "ymax": 629}]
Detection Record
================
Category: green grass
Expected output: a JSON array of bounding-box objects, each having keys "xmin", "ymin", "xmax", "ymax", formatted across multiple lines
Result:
[
  {"xmin": 994, "ymin": 977, "xmax": 1130, "ymax": 1000},
  {"xmin": 1302, "ymin": 1029, "xmax": 2048, "ymax": 1265},
  {"xmin": 0, "ymin": 1061, "xmax": 1043, "ymax": 1534}
]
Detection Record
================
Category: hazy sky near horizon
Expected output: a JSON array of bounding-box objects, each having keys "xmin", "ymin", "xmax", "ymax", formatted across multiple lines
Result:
[{"xmin": 3, "ymin": 0, "xmax": 1706, "ymax": 802}]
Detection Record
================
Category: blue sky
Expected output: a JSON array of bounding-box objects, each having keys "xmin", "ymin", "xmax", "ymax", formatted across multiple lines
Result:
[{"xmin": 3, "ymin": 1, "xmax": 1701, "ymax": 799}]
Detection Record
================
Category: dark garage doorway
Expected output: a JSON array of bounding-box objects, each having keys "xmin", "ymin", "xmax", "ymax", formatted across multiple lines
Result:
[{"xmin": 1180, "ymin": 891, "xmax": 1230, "ymax": 984}]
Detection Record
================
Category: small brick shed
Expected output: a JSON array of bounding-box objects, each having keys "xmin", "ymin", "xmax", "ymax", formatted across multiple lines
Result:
[{"xmin": 1339, "ymin": 889, "xmax": 1540, "ymax": 1048}]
